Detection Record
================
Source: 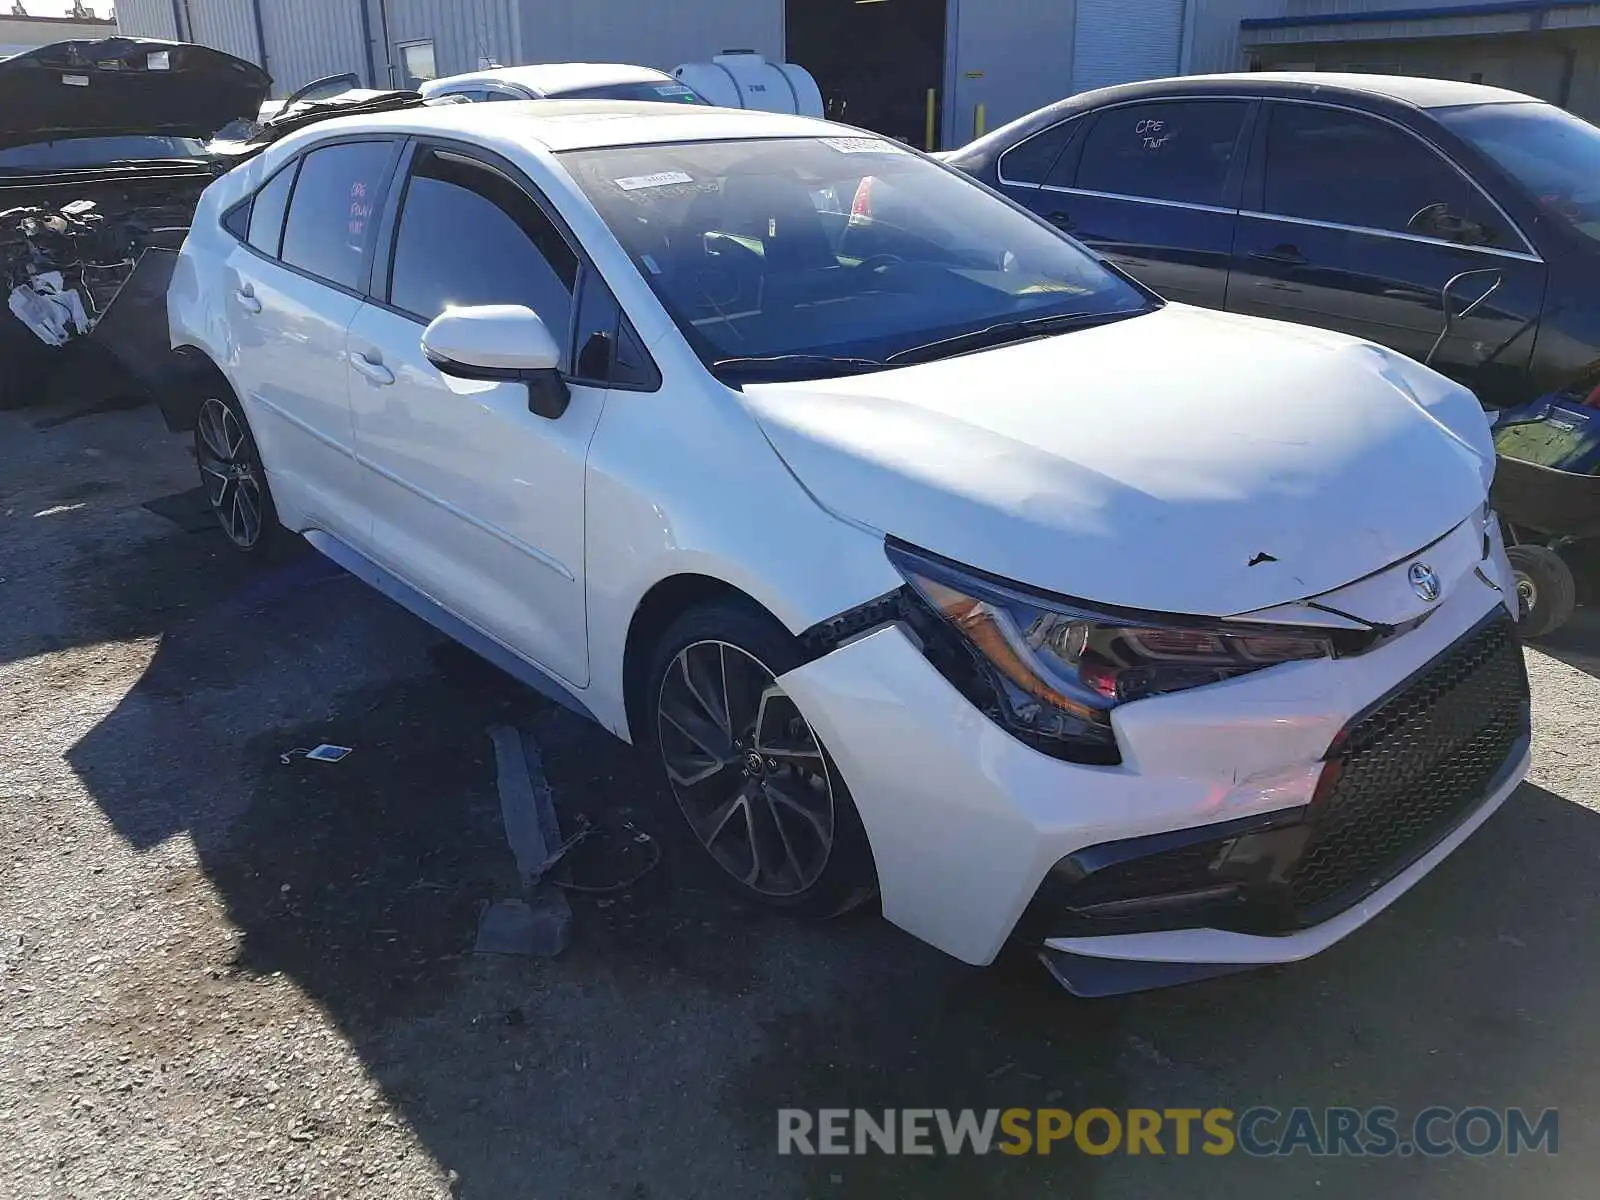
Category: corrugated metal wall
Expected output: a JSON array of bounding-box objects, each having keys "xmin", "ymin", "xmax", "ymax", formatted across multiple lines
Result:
[
  {"xmin": 115, "ymin": 0, "xmax": 181, "ymax": 40},
  {"xmin": 1071, "ymin": 0, "xmax": 1185, "ymax": 92},
  {"xmin": 1558, "ymin": 29, "xmax": 1600, "ymax": 116},
  {"xmin": 945, "ymin": 0, "xmax": 1077, "ymax": 139},
  {"xmin": 1188, "ymin": 0, "xmax": 1284, "ymax": 74},
  {"xmin": 510, "ymin": 0, "xmax": 781, "ymax": 72},
  {"xmin": 381, "ymin": 0, "xmax": 519, "ymax": 82},
  {"xmin": 186, "ymin": 1, "xmax": 262, "ymax": 65},
  {"xmin": 257, "ymin": 0, "xmax": 366, "ymax": 95}
]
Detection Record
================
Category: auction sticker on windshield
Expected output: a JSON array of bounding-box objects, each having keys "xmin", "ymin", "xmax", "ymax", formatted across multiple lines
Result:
[
  {"xmin": 820, "ymin": 137, "xmax": 904, "ymax": 155},
  {"xmin": 615, "ymin": 171, "xmax": 694, "ymax": 191}
]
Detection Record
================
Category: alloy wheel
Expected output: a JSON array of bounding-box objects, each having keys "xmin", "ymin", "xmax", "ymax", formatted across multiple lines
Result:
[
  {"xmin": 196, "ymin": 397, "xmax": 264, "ymax": 549},
  {"xmin": 656, "ymin": 640, "xmax": 836, "ymax": 897}
]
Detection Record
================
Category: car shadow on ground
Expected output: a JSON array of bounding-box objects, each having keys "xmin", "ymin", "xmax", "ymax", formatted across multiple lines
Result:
[{"xmin": 47, "ymin": 495, "xmax": 1600, "ymax": 1197}]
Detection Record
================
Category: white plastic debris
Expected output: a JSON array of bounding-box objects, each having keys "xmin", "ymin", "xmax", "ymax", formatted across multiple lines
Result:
[
  {"xmin": 278, "ymin": 744, "xmax": 354, "ymax": 765},
  {"xmin": 33, "ymin": 272, "xmax": 91, "ymax": 334},
  {"xmin": 9, "ymin": 282, "xmax": 70, "ymax": 345},
  {"xmin": 8, "ymin": 272, "xmax": 92, "ymax": 346}
]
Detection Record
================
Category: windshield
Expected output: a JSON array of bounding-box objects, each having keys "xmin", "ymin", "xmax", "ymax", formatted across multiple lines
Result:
[
  {"xmin": 559, "ymin": 136, "xmax": 1150, "ymax": 379},
  {"xmin": 550, "ymin": 81, "xmax": 708, "ymax": 104},
  {"xmin": 1438, "ymin": 101, "xmax": 1600, "ymax": 244},
  {"xmin": 0, "ymin": 135, "xmax": 208, "ymax": 171}
]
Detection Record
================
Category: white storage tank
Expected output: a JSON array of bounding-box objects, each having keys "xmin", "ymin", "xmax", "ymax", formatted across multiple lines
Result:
[{"xmin": 674, "ymin": 51, "xmax": 824, "ymax": 118}]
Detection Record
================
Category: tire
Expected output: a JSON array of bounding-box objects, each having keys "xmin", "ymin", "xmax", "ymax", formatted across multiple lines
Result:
[
  {"xmin": 1507, "ymin": 543, "xmax": 1577, "ymax": 639},
  {"xmin": 644, "ymin": 597, "xmax": 878, "ymax": 919},
  {"xmin": 193, "ymin": 388, "xmax": 282, "ymax": 557}
]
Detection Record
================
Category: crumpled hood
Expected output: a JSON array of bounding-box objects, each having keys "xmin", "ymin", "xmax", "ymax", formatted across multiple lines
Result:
[
  {"xmin": 741, "ymin": 304, "xmax": 1495, "ymax": 616},
  {"xmin": 0, "ymin": 38, "xmax": 271, "ymax": 149}
]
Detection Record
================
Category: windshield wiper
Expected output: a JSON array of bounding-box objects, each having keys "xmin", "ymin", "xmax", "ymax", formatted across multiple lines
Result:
[
  {"xmin": 710, "ymin": 353, "xmax": 888, "ymax": 383},
  {"xmin": 886, "ymin": 307, "xmax": 1149, "ymax": 367}
]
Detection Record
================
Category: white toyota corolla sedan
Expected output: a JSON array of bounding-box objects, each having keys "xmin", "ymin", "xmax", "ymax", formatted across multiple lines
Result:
[{"xmin": 164, "ymin": 100, "xmax": 1532, "ymax": 995}]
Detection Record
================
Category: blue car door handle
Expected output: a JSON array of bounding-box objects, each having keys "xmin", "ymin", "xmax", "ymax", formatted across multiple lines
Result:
[{"xmin": 1250, "ymin": 244, "xmax": 1308, "ymax": 267}]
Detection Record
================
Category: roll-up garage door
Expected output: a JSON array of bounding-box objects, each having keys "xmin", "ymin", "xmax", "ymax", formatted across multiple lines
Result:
[{"xmin": 1071, "ymin": 0, "xmax": 1185, "ymax": 95}]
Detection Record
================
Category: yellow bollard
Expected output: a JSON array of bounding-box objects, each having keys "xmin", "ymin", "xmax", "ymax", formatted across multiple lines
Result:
[
  {"xmin": 925, "ymin": 88, "xmax": 938, "ymax": 151},
  {"xmin": 974, "ymin": 102, "xmax": 987, "ymax": 139}
]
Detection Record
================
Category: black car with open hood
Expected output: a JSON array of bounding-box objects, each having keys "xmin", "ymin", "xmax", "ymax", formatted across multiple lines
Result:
[
  {"xmin": 0, "ymin": 36, "xmax": 270, "ymax": 149},
  {"xmin": 0, "ymin": 38, "xmax": 270, "ymax": 408}
]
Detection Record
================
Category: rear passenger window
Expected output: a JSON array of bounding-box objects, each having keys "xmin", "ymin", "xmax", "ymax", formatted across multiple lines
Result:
[
  {"xmin": 388, "ymin": 148, "xmax": 578, "ymax": 338},
  {"xmin": 1262, "ymin": 105, "xmax": 1466, "ymax": 236},
  {"xmin": 245, "ymin": 162, "xmax": 297, "ymax": 257},
  {"xmin": 998, "ymin": 120, "xmax": 1081, "ymax": 187},
  {"xmin": 1075, "ymin": 101, "xmax": 1248, "ymax": 206},
  {"xmin": 280, "ymin": 140, "xmax": 394, "ymax": 291}
]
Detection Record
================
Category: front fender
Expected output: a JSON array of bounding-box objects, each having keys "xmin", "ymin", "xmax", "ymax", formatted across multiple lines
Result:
[{"xmin": 581, "ymin": 374, "xmax": 902, "ymax": 741}]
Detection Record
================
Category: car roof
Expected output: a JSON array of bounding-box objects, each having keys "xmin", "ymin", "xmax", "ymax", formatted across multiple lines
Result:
[
  {"xmin": 421, "ymin": 62, "xmax": 674, "ymax": 96},
  {"xmin": 953, "ymin": 69, "xmax": 1542, "ymax": 166},
  {"xmin": 294, "ymin": 98, "xmax": 845, "ymax": 151},
  {"xmin": 1171, "ymin": 71, "xmax": 1535, "ymax": 109}
]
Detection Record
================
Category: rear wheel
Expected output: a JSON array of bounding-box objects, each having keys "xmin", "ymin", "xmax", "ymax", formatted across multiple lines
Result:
[
  {"xmin": 1507, "ymin": 543, "xmax": 1576, "ymax": 638},
  {"xmin": 645, "ymin": 598, "xmax": 877, "ymax": 918},
  {"xmin": 194, "ymin": 391, "xmax": 279, "ymax": 556}
]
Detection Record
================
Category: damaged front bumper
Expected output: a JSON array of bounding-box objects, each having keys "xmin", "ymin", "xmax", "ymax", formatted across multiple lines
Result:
[{"xmin": 777, "ymin": 518, "xmax": 1531, "ymax": 992}]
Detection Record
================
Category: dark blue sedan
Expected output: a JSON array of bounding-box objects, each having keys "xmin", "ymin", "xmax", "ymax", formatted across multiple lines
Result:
[{"xmin": 946, "ymin": 72, "xmax": 1600, "ymax": 410}]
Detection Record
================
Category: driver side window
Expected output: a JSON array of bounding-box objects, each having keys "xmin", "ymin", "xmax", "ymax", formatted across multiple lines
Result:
[
  {"xmin": 1262, "ymin": 103, "xmax": 1512, "ymax": 245},
  {"xmin": 387, "ymin": 147, "xmax": 578, "ymax": 357}
]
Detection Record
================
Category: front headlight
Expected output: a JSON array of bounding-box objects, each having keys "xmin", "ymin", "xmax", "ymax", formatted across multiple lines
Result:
[{"xmin": 887, "ymin": 542, "xmax": 1335, "ymax": 765}]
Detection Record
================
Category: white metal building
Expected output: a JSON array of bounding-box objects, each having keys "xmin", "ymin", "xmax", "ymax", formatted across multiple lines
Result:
[
  {"xmin": 1, "ymin": 8, "xmax": 116, "ymax": 58},
  {"xmin": 112, "ymin": 0, "xmax": 1600, "ymax": 146}
]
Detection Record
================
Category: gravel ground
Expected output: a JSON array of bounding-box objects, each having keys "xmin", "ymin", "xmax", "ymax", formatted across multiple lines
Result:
[{"xmin": 2, "ymin": 396, "xmax": 1598, "ymax": 1199}]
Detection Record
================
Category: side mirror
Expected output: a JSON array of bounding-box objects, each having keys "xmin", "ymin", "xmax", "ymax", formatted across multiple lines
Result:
[{"xmin": 422, "ymin": 304, "xmax": 570, "ymax": 419}]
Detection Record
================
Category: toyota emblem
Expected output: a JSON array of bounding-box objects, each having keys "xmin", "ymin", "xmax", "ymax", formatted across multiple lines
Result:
[{"xmin": 1408, "ymin": 562, "xmax": 1442, "ymax": 603}]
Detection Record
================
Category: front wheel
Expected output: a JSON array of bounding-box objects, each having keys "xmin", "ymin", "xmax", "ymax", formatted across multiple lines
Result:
[
  {"xmin": 645, "ymin": 599, "xmax": 877, "ymax": 918},
  {"xmin": 1507, "ymin": 543, "xmax": 1577, "ymax": 639},
  {"xmin": 194, "ymin": 391, "xmax": 280, "ymax": 556}
]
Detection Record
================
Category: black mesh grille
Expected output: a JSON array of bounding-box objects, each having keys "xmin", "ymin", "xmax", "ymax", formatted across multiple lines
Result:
[{"xmin": 1287, "ymin": 611, "xmax": 1530, "ymax": 922}]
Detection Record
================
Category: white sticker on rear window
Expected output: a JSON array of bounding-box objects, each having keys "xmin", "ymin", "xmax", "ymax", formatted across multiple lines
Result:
[
  {"xmin": 62, "ymin": 74, "xmax": 89, "ymax": 87},
  {"xmin": 654, "ymin": 84, "xmax": 695, "ymax": 96},
  {"xmin": 820, "ymin": 136, "xmax": 902, "ymax": 155},
  {"xmin": 147, "ymin": 50, "xmax": 172, "ymax": 70},
  {"xmin": 615, "ymin": 171, "xmax": 693, "ymax": 191}
]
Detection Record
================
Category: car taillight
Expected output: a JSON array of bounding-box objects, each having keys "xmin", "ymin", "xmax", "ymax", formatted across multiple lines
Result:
[{"xmin": 1583, "ymin": 384, "xmax": 1600, "ymax": 409}]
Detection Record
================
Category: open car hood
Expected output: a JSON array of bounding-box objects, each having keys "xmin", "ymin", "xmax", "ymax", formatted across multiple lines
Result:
[{"xmin": 0, "ymin": 37, "xmax": 271, "ymax": 150}]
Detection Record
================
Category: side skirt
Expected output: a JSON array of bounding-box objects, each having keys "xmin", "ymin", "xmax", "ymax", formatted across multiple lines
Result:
[{"xmin": 302, "ymin": 529, "xmax": 602, "ymax": 726}]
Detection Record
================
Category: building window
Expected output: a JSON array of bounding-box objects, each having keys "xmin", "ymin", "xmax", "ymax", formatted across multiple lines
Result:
[{"xmin": 398, "ymin": 40, "xmax": 437, "ymax": 91}]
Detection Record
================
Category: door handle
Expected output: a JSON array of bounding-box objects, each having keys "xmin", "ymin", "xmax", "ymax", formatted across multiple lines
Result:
[
  {"xmin": 235, "ymin": 283, "xmax": 262, "ymax": 314},
  {"xmin": 1045, "ymin": 210, "xmax": 1075, "ymax": 232},
  {"xmin": 1249, "ymin": 244, "xmax": 1308, "ymax": 267},
  {"xmin": 350, "ymin": 351, "xmax": 395, "ymax": 386}
]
